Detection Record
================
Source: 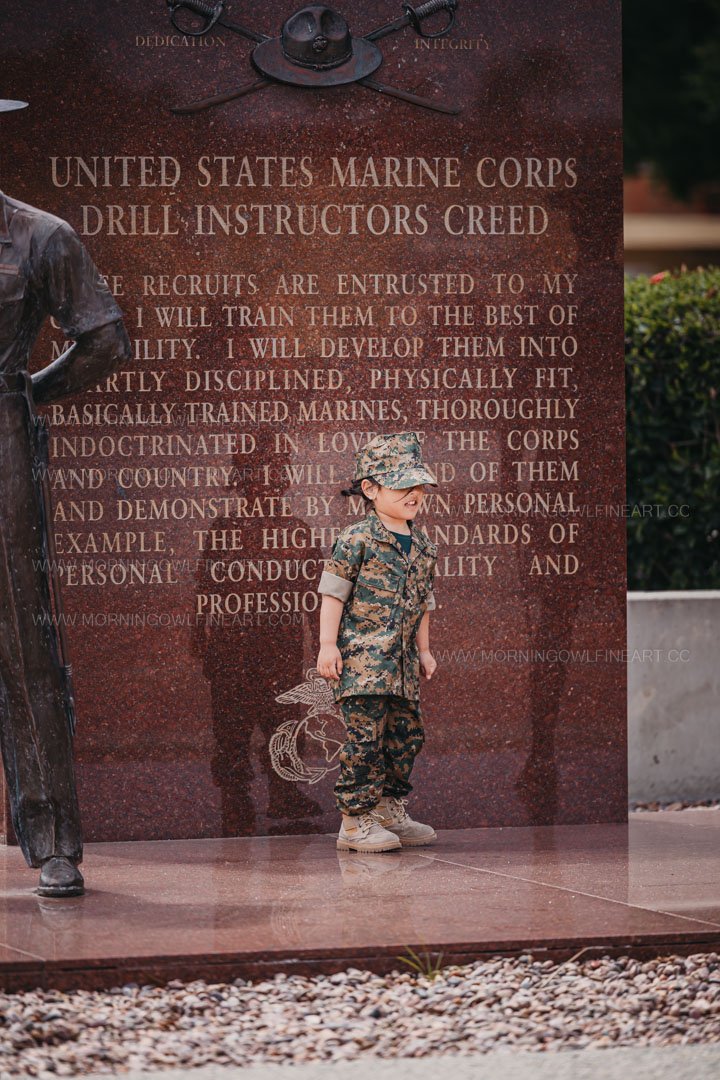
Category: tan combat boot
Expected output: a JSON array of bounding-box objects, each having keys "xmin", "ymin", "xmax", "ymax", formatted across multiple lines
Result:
[
  {"xmin": 375, "ymin": 797, "xmax": 437, "ymax": 847},
  {"xmin": 337, "ymin": 811, "xmax": 402, "ymax": 853}
]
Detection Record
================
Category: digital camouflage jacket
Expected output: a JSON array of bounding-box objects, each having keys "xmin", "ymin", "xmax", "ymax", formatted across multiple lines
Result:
[{"xmin": 318, "ymin": 505, "xmax": 438, "ymax": 701}]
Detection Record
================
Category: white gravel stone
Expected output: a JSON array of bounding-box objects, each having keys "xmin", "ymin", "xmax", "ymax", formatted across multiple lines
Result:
[{"xmin": 0, "ymin": 952, "xmax": 718, "ymax": 1077}]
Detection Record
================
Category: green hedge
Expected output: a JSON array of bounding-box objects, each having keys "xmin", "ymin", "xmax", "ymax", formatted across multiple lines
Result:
[{"xmin": 625, "ymin": 267, "xmax": 720, "ymax": 589}]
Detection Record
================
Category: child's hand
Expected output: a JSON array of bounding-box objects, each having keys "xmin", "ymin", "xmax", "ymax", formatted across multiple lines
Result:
[
  {"xmin": 317, "ymin": 644, "xmax": 343, "ymax": 681},
  {"xmin": 420, "ymin": 649, "xmax": 437, "ymax": 680}
]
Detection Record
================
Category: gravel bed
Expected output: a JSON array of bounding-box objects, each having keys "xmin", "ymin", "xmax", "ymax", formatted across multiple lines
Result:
[
  {"xmin": 1, "ymin": 952, "xmax": 718, "ymax": 1077},
  {"xmin": 630, "ymin": 800, "xmax": 720, "ymax": 812}
]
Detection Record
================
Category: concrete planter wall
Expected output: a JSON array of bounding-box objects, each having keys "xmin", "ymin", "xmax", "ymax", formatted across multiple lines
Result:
[{"xmin": 628, "ymin": 591, "xmax": 720, "ymax": 802}]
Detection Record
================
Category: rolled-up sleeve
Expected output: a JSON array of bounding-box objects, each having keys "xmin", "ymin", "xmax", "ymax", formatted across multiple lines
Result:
[
  {"xmin": 318, "ymin": 534, "xmax": 364, "ymax": 604},
  {"xmin": 425, "ymin": 589, "xmax": 436, "ymax": 611},
  {"xmin": 318, "ymin": 570, "xmax": 353, "ymax": 602},
  {"xmin": 41, "ymin": 222, "xmax": 123, "ymax": 338}
]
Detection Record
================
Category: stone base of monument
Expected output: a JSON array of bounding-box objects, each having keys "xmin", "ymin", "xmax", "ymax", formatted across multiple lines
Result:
[
  {"xmin": 628, "ymin": 591, "xmax": 720, "ymax": 804},
  {"xmin": 1, "ymin": 815, "xmax": 719, "ymax": 992}
]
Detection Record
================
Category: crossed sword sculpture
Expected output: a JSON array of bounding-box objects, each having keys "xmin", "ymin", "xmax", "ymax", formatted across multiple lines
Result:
[{"xmin": 168, "ymin": 0, "xmax": 462, "ymax": 116}]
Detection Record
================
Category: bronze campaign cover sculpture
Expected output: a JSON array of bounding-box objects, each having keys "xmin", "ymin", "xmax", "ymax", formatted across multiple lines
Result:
[{"xmin": 168, "ymin": 0, "xmax": 462, "ymax": 116}]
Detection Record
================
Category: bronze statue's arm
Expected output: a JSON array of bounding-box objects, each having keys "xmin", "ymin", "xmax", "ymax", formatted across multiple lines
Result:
[{"xmin": 31, "ymin": 320, "xmax": 132, "ymax": 405}]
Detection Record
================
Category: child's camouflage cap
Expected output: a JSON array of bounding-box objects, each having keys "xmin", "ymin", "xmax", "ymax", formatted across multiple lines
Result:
[{"xmin": 353, "ymin": 431, "xmax": 437, "ymax": 489}]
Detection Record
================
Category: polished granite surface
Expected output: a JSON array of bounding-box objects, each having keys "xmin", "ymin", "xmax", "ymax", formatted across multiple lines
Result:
[
  {"xmin": 1, "ymin": 812, "xmax": 718, "ymax": 990},
  {"xmin": 0, "ymin": 0, "xmax": 626, "ymax": 843}
]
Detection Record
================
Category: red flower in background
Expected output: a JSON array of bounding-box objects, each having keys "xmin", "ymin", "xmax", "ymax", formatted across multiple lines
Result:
[{"xmin": 649, "ymin": 271, "xmax": 669, "ymax": 283}]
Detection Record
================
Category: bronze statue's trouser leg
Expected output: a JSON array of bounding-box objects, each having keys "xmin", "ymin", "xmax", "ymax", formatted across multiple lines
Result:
[{"xmin": 0, "ymin": 392, "xmax": 82, "ymax": 868}]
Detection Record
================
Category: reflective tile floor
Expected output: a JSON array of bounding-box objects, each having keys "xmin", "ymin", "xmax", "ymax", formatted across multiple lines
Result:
[{"xmin": 1, "ymin": 811, "xmax": 719, "ymax": 990}]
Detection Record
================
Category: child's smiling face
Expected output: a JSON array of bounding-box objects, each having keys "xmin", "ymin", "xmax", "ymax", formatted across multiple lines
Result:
[{"xmin": 361, "ymin": 480, "xmax": 426, "ymax": 525}]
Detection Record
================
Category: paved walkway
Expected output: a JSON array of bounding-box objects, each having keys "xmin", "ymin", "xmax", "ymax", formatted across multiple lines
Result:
[
  {"xmin": 1, "ymin": 810, "xmax": 719, "ymax": 990},
  {"xmin": 41, "ymin": 1045, "xmax": 720, "ymax": 1080}
]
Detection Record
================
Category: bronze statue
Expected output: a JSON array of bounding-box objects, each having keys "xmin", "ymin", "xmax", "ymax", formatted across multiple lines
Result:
[{"xmin": 0, "ymin": 99, "xmax": 132, "ymax": 897}]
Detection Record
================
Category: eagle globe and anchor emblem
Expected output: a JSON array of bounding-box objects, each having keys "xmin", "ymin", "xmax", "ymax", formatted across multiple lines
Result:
[{"xmin": 269, "ymin": 667, "xmax": 345, "ymax": 785}]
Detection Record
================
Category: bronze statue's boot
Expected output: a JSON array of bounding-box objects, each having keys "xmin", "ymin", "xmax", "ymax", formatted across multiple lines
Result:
[{"xmin": 36, "ymin": 856, "xmax": 85, "ymax": 898}]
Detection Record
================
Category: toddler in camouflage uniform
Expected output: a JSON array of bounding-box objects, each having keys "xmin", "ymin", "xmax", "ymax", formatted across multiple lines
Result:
[{"xmin": 317, "ymin": 432, "xmax": 439, "ymax": 853}]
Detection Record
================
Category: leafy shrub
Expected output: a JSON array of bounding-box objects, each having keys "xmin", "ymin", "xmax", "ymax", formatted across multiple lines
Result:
[{"xmin": 625, "ymin": 267, "xmax": 720, "ymax": 589}]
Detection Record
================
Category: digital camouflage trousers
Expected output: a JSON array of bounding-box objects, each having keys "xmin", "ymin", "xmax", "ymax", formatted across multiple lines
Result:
[{"xmin": 335, "ymin": 694, "xmax": 425, "ymax": 814}]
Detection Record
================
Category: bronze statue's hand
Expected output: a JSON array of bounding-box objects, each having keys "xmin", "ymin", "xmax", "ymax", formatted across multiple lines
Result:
[{"xmin": 32, "ymin": 321, "xmax": 132, "ymax": 405}]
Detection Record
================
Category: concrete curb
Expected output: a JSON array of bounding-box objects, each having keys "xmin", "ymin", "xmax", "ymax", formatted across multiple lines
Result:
[{"xmin": 41, "ymin": 1044, "xmax": 720, "ymax": 1080}]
